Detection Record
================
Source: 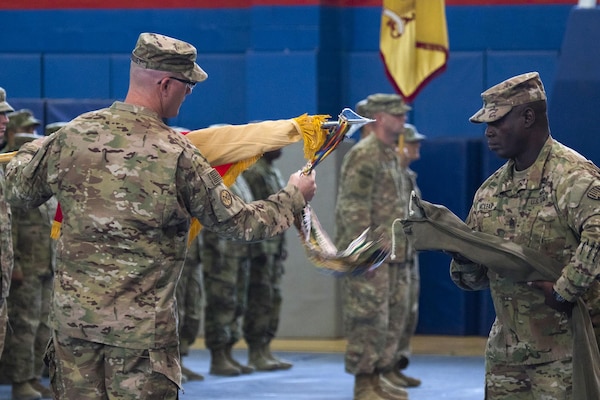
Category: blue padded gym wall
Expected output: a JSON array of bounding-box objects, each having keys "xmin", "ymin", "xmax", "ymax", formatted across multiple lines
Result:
[{"xmin": 549, "ymin": 6, "xmax": 600, "ymax": 165}]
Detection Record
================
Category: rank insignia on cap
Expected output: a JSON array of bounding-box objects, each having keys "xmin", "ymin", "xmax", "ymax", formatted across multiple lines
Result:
[
  {"xmin": 220, "ymin": 190, "xmax": 233, "ymax": 208},
  {"xmin": 587, "ymin": 186, "xmax": 600, "ymax": 200}
]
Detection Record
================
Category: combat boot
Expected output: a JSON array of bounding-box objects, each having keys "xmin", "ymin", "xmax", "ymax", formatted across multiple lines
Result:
[
  {"xmin": 376, "ymin": 373, "xmax": 409, "ymax": 399},
  {"xmin": 28, "ymin": 379, "xmax": 52, "ymax": 399},
  {"xmin": 354, "ymin": 374, "xmax": 387, "ymax": 400},
  {"xmin": 225, "ymin": 344, "xmax": 254, "ymax": 374},
  {"xmin": 263, "ymin": 343, "xmax": 293, "ymax": 370},
  {"xmin": 209, "ymin": 348, "xmax": 241, "ymax": 376},
  {"xmin": 392, "ymin": 370, "xmax": 421, "ymax": 388},
  {"xmin": 181, "ymin": 365, "xmax": 205, "ymax": 381},
  {"xmin": 11, "ymin": 380, "xmax": 41, "ymax": 400},
  {"xmin": 247, "ymin": 345, "xmax": 279, "ymax": 371}
]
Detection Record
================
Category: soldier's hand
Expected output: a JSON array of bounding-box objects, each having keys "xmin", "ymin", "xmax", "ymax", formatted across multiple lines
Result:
[
  {"xmin": 528, "ymin": 280, "xmax": 575, "ymax": 316},
  {"xmin": 288, "ymin": 170, "xmax": 317, "ymax": 203}
]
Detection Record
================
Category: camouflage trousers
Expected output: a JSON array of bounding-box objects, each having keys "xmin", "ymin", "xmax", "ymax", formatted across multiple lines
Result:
[
  {"xmin": 176, "ymin": 260, "xmax": 203, "ymax": 356},
  {"xmin": 485, "ymin": 358, "xmax": 573, "ymax": 399},
  {"xmin": 1, "ymin": 273, "xmax": 52, "ymax": 382},
  {"xmin": 203, "ymin": 252, "xmax": 250, "ymax": 350},
  {"xmin": 342, "ymin": 262, "xmax": 410, "ymax": 375},
  {"xmin": 46, "ymin": 331, "xmax": 180, "ymax": 400},
  {"xmin": 396, "ymin": 259, "xmax": 419, "ymax": 363},
  {"xmin": 0, "ymin": 300, "xmax": 7, "ymax": 357},
  {"xmin": 243, "ymin": 254, "xmax": 284, "ymax": 347}
]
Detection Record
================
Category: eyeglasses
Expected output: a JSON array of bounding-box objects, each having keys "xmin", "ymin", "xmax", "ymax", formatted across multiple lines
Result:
[{"xmin": 159, "ymin": 76, "xmax": 197, "ymax": 91}]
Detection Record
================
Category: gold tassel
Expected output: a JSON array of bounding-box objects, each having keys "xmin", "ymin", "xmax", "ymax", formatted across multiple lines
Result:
[{"xmin": 293, "ymin": 114, "xmax": 330, "ymax": 160}]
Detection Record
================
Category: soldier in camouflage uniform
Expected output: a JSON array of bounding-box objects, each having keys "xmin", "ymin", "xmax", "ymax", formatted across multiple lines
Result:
[
  {"xmin": 176, "ymin": 233, "xmax": 204, "ymax": 382},
  {"xmin": 3, "ymin": 33, "xmax": 316, "ymax": 400},
  {"xmin": 202, "ymin": 174, "xmax": 255, "ymax": 376},
  {"xmin": 335, "ymin": 93, "xmax": 411, "ymax": 400},
  {"xmin": 390, "ymin": 123, "xmax": 427, "ymax": 389},
  {"xmin": 0, "ymin": 109, "xmax": 41, "ymax": 153},
  {"xmin": 0, "ymin": 87, "xmax": 14, "ymax": 360},
  {"xmin": 450, "ymin": 72, "xmax": 600, "ymax": 399},
  {"xmin": 243, "ymin": 149, "xmax": 293, "ymax": 371},
  {"xmin": 2, "ymin": 170, "xmax": 57, "ymax": 400}
]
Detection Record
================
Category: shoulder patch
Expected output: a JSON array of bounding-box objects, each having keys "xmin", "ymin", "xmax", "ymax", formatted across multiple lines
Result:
[
  {"xmin": 587, "ymin": 186, "xmax": 600, "ymax": 200},
  {"xmin": 220, "ymin": 190, "xmax": 233, "ymax": 208}
]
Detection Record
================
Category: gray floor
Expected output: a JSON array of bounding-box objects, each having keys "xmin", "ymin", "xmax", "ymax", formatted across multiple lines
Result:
[{"xmin": 0, "ymin": 349, "xmax": 485, "ymax": 399}]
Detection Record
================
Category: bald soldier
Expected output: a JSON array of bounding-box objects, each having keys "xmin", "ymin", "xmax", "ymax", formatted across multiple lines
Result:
[
  {"xmin": 3, "ymin": 32, "xmax": 316, "ymax": 400},
  {"xmin": 450, "ymin": 72, "xmax": 600, "ymax": 399}
]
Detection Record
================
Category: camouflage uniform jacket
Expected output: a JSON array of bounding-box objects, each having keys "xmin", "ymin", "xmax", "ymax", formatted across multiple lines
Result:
[
  {"xmin": 0, "ymin": 169, "xmax": 13, "ymax": 300},
  {"xmin": 243, "ymin": 158, "xmax": 286, "ymax": 256},
  {"xmin": 451, "ymin": 137, "xmax": 600, "ymax": 365},
  {"xmin": 335, "ymin": 134, "xmax": 407, "ymax": 260},
  {"xmin": 3, "ymin": 101, "xmax": 306, "ymax": 350}
]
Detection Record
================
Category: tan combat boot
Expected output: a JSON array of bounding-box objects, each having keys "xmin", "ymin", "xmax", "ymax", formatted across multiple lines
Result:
[
  {"xmin": 263, "ymin": 343, "xmax": 293, "ymax": 370},
  {"xmin": 209, "ymin": 348, "xmax": 241, "ymax": 376},
  {"xmin": 225, "ymin": 344, "xmax": 254, "ymax": 374},
  {"xmin": 392, "ymin": 370, "xmax": 421, "ymax": 387},
  {"xmin": 11, "ymin": 380, "xmax": 41, "ymax": 400},
  {"xmin": 354, "ymin": 373, "xmax": 387, "ymax": 400},
  {"xmin": 247, "ymin": 345, "xmax": 279, "ymax": 371},
  {"xmin": 28, "ymin": 379, "xmax": 52, "ymax": 399},
  {"xmin": 374, "ymin": 373, "xmax": 409, "ymax": 400}
]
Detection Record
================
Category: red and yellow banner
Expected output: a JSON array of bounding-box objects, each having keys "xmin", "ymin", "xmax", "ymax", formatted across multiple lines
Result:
[{"xmin": 380, "ymin": 0, "xmax": 449, "ymax": 102}]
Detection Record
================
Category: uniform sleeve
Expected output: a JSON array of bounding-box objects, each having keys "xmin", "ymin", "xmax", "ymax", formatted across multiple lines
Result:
[
  {"xmin": 554, "ymin": 173, "xmax": 600, "ymax": 301},
  {"xmin": 179, "ymin": 150, "xmax": 306, "ymax": 242},
  {"xmin": 4, "ymin": 139, "xmax": 55, "ymax": 209}
]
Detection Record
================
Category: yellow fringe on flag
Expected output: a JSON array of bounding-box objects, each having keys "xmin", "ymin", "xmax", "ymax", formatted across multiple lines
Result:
[{"xmin": 293, "ymin": 114, "xmax": 330, "ymax": 160}]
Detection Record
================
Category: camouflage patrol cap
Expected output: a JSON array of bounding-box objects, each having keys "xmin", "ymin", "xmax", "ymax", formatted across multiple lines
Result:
[
  {"xmin": 7, "ymin": 109, "xmax": 41, "ymax": 131},
  {"xmin": 404, "ymin": 123, "xmax": 426, "ymax": 143},
  {"xmin": 363, "ymin": 93, "xmax": 411, "ymax": 116},
  {"xmin": 0, "ymin": 87, "xmax": 14, "ymax": 113},
  {"xmin": 470, "ymin": 72, "xmax": 546, "ymax": 123},
  {"xmin": 131, "ymin": 32, "xmax": 208, "ymax": 82}
]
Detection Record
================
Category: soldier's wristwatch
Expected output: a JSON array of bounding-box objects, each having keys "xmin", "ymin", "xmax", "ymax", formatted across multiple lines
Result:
[{"xmin": 552, "ymin": 289, "xmax": 568, "ymax": 304}]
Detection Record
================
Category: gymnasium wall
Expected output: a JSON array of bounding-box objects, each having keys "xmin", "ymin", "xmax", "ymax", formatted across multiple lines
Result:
[{"xmin": 1, "ymin": 1, "xmax": 596, "ymax": 337}]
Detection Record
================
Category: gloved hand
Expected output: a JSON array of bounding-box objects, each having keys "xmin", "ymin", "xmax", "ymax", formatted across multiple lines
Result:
[{"xmin": 528, "ymin": 280, "xmax": 575, "ymax": 316}]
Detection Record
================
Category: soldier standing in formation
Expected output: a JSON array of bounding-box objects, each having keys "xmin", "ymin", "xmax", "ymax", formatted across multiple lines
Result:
[
  {"xmin": 0, "ymin": 88, "xmax": 15, "ymax": 359},
  {"xmin": 335, "ymin": 93, "xmax": 412, "ymax": 400},
  {"xmin": 243, "ymin": 149, "xmax": 293, "ymax": 371},
  {"xmin": 202, "ymin": 174, "xmax": 256, "ymax": 376}
]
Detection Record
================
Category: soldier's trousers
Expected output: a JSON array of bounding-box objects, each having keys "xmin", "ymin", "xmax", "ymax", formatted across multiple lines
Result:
[
  {"xmin": 203, "ymin": 254, "xmax": 250, "ymax": 350},
  {"xmin": 396, "ymin": 259, "xmax": 419, "ymax": 363},
  {"xmin": 486, "ymin": 358, "xmax": 573, "ymax": 399},
  {"xmin": 46, "ymin": 331, "xmax": 180, "ymax": 400},
  {"xmin": 342, "ymin": 262, "xmax": 410, "ymax": 375},
  {"xmin": 243, "ymin": 254, "xmax": 283, "ymax": 347},
  {"xmin": 2, "ymin": 273, "xmax": 52, "ymax": 383}
]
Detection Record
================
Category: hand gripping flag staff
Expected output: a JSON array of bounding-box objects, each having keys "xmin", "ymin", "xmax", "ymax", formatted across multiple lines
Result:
[{"xmin": 1, "ymin": 109, "xmax": 387, "ymax": 276}]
